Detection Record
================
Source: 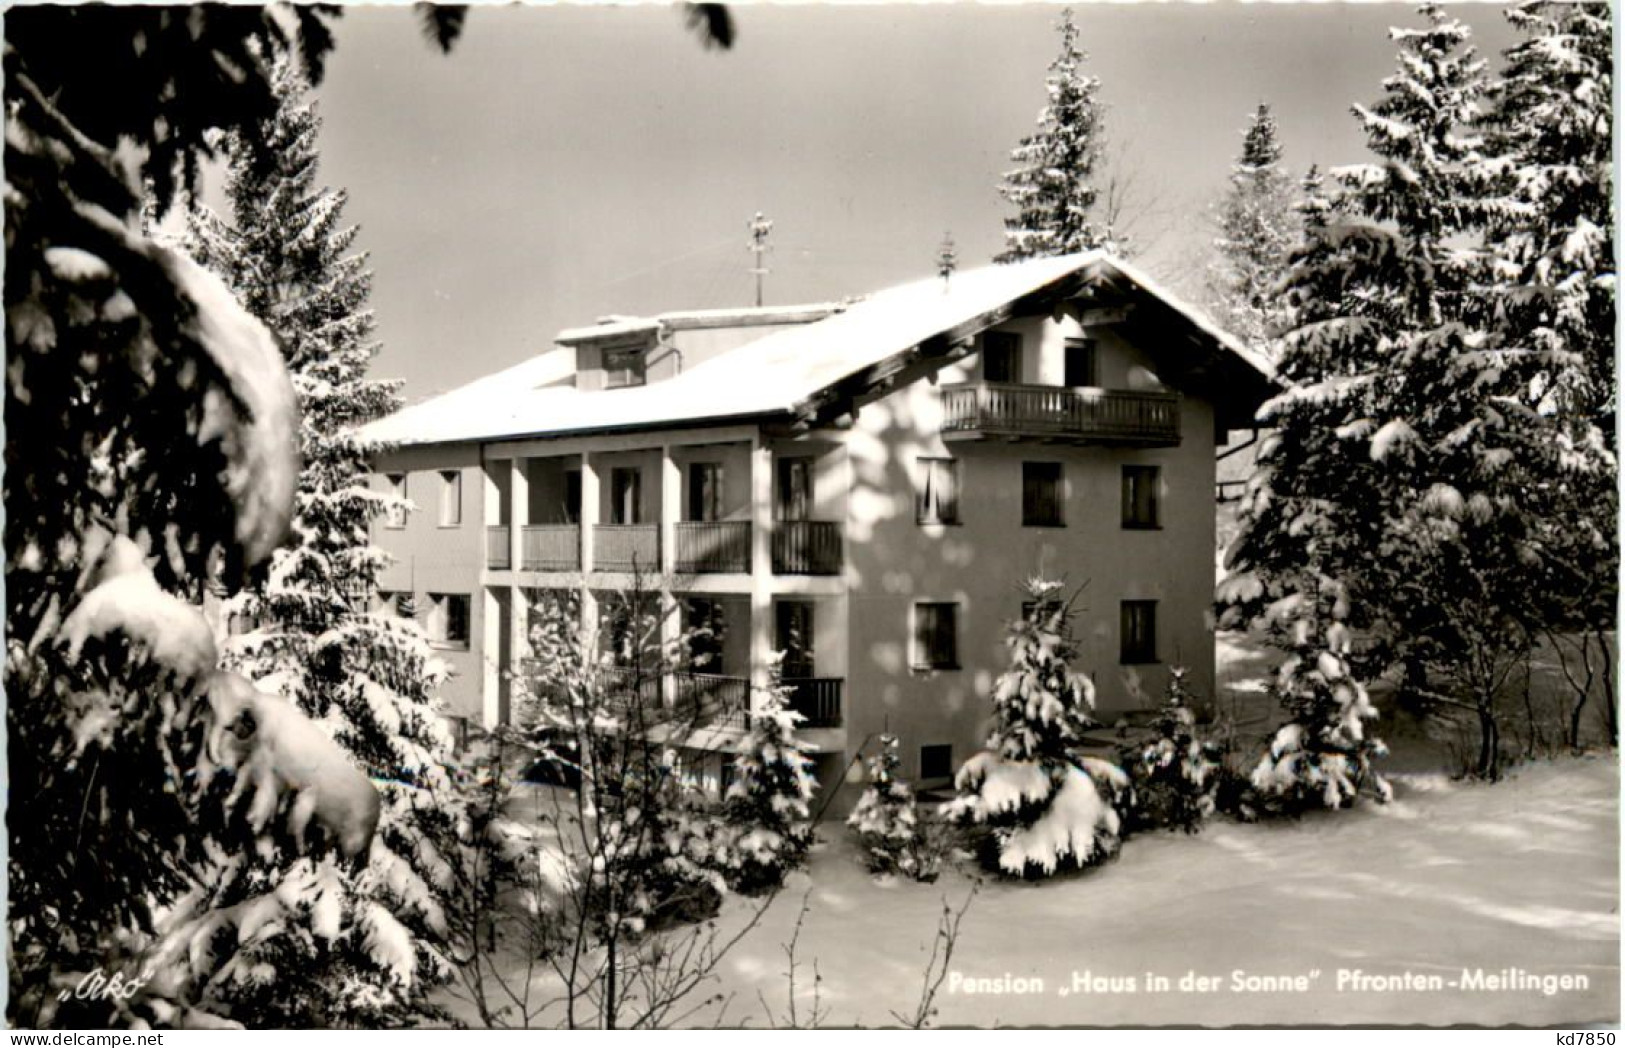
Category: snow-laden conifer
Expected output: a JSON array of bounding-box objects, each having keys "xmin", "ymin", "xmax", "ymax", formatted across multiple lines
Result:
[
  {"xmin": 186, "ymin": 56, "xmax": 459, "ymax": 1025},
  {"xmin": 719, "ymin": 656, "xmax": 818, "ymax": 895},
  {"xmin": 1119, "ymin": 667, "xmax": 1220, "ymax": 833},
  {"xmin": 948, "ymin": 579, "xmax": 1127, "ymax": 877},
  {"xmin": 1207, "ymin": 104, "xmax": 1299, "ymax": 357},
  {"xmin": 995, "ymin": 8, "xmax": 1120, "ymax": 261},
  {"xmin": 848, "ymin": 734, "xmax": 937, "ymax": 880}
]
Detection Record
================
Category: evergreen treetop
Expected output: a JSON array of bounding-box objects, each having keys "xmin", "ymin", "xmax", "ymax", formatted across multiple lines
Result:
[{"xmin": 995, "ymin": 8, "xmax": 1119, "ymax": 262}]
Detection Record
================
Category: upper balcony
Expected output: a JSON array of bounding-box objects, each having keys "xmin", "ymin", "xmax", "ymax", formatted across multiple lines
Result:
[{"xmin": 940, "ymin": 382, "xmax": 1181, "ymax": 447}]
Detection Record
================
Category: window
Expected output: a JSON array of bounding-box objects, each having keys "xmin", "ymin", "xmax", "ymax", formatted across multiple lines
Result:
[
  {"xmin": 776, "ymin": 458, "xmax": 812, "ymax": 522},
  {"xmin": 982, "ymin": 331, "xmax": 1022, "ymax": 383},
  {"xmin": 438, "ymin": 470, "xmax": 462, "ymax": 527},
  {"xmin": 1022, "ymin": 461, "xmax": 1064, "ymax": 527},
  {"xmin": 375, "ymin": 590, "xmax": 409, "ymax": 618},
  {"xmin": 1121, "ymin": 465, "xmax": 1160, "ymax": 529},
  {"xmin": 1065, "ymin": 337, "xmax": 1098, "ymax": 387},
  {"xmin": 384, "ymin": 473, "xmax": 408, "ymax": 529},
  {"xmin": 920, "ymin": 744, "xmax": 954, "ymax": 782},
  {"xmin": 603, "ymin": 346, "xmax": 647, "ymax": 389},
  {"xmin": 916, "ymin": 457, "xmax": 961, "ymax": 525},
  {"xmin": 428, "ymin": 593, "xmax": 471, "ymax": 649},
  {"xmin": 913, "ymin": 602, "xmax": 959, "ymax": 670},
  {"xmin": 610, "ymin": 467, "xmax": 642, "ymax": 524},
  {"xmin": 688, "ymin": 462, "xmax": 724, "ymax": 522},
  {"xmin": 1121, "ymin": 600, "xmax": 1158, "ymax": 664}
]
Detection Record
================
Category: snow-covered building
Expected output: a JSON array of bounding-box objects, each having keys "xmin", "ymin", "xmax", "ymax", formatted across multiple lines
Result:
[{"xmin": 361, "ymin": 251, "xmax": 1272, "ymax": 803}]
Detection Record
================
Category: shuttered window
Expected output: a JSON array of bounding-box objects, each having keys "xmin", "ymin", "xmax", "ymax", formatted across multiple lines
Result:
[
  {"xmin": 1121, "ymin": 600, "xmax": 1158, "ymax": 664},
  {"xmin": 913, "ymin": 602, "xmax": 959, "ymax": 670},
  {"xmin": 1022, "ymin": 461, "xmax": 1064, "ymax": 526},
  {"xmin": 916, "ymin": 457, "xmax": 961, "ymax": 524},
  {"xmin": 1121, "ymin": 465, "xmax": 1160, "ymax": 529}
]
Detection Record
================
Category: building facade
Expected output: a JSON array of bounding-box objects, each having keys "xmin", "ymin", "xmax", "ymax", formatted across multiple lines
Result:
[{"xmin": 362, "ymin": 252, "xmax": 1272, "ymax": 807}]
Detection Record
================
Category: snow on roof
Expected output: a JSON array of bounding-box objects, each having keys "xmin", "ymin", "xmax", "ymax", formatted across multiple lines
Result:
[
  {"xmin": 360, "ymin": 347, "xmax": 577, "ymax": 448},
  {"xmin": 361, "ymin": 251, "xmax": 1271, "ymax": 448}
]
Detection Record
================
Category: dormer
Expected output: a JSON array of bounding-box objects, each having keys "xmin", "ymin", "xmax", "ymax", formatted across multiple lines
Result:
[
  {"xmin": 555, "ymin": 318, "xmax": 660, "ymax": 392},
  {"xmin": 554, "ymin": 304, "xmax": 845, "ymax": 392}
]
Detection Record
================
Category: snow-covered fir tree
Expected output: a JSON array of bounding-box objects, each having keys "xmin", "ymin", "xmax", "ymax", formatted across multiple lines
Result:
[
  {"xmin": 847, "ymin": 734, "xmax": 935, "ymax": 880},
  {"xmin": 1251, "ymin": 597, "xmax": 1392, "ymax": 813},
  {"xmin": 1220, "ymin": 6, "xmax": 1561, "ymax": 780},
  {"xmin": 1207, "ymin": 104, "xmax": 1299, "ymax": 357},
  {"xmin": 719, "ymin": 656, "xmax": 817, "ymax": 895},
  {"xmin": 995, "ymin": 8, "xmax": 1120, "ymax": 262},
  {"xmin": 1478, "ymin": 0, "xmax": 1617, "ymax": 705},
  {"xmin": 186, "ymin": 56, "xmax": 459, "ymax": 1025},
  {"xmin": 4, "ymin": 8, "xmax": 358, "ymax": 1027},
  {"xmin": 1119, "ymin": 667, "xmax": 1220, "ymax": 834},
  {"xmin": 948, "ymin": 579, "xmax": 1129, "ymax": 877}
]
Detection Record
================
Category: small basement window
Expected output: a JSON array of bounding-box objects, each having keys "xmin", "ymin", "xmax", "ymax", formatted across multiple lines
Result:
[{"xmin": 920, "ymin": 744, "xmax": 954, "ymax": 783}]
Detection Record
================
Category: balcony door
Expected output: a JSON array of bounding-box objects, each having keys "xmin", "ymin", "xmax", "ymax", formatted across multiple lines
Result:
[
  {"xmin": 775, "ymin": 600, "xmax": 815, "ymax": 679},
  {"xmin": 610, "ymin": 467, "xmax": 642, "ymax": 525},
  {"xmin": 563, "ymin": 469, "xmax": 582, "ymax": 524},
  {"xmin": 1064, "ymin": 337, "xmax": 1097, "ymax": 388},
  {"xmin": 688, "ymin": 462, "xmax": 723, "ymax": 522},
  {"xmin": 982, "ymin": 331, "xmax": 1022, "ymax": 384},
  {"xmin": 776, "ymin": 458, "xmax": 812, "ymax": 522}
]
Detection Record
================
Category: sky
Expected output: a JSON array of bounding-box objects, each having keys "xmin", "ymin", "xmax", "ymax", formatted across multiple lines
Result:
[{"xmin": 285, "ymin": 2, "xmax": 1524, "ymax": 403}]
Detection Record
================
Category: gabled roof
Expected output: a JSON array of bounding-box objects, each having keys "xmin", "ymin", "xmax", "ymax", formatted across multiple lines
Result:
[{"xmin": 360, "ymin": 251, "xmax": 1275, "ymax": 449}]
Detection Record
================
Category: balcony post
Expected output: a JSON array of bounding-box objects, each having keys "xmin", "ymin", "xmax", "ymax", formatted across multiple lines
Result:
[
  {"xmin": 511, "ymin": 458, "xmax": 528, "ymax": 572},
  {"xmin": 660, "ymin": 591, "xmax": 680, "ymax": 713},
  {"xmin": 660, "ymin": 445, "xmax": 678, "ymax": 576},
  {"xmin": 749, "ymin": 435, "xmax": 773, "ymax": 713},
  {"xmin": 580, "ymin": 451, "xmax": 599, "ymax": 574},
  {"xmin": 481, "ymin": 587, "xmax": 502, "ymax": 729},
  {"xmin": 509, "ymin": 583, "xmax": 528, "ymax": 718},
  {"xmin": 482, "ymin": 456, "xmax": 502, "ymax": 533}
]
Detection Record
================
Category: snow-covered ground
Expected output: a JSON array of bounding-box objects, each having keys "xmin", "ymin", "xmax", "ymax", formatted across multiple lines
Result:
[{"xmin": 694, "ymin": 756, "xmax": 1618, "ymax": 1028}]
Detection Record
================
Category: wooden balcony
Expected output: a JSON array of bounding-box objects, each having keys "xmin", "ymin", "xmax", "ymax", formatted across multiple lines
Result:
[
  {"xmin": 675, "ymin": 521, "xmax": 752, "ymax": 574},
  {"xmin": 486, "ymin": 525, "xmax": 511, "ymax": 570},
  {"xmin": 940, "ymin": 382, "xmax": 1181, "ymax": 446},
  {"xmin": 522, "ymin": 524, "xmax": 580, "ymax": 572},
  {"xmin": 772, "ymin": 520, "xmax": 843, "ymax": 576},
  {"xmin": 784, "ymin": 676, "xmax": 843, "ymax": 728},
  {"xmin": 593, "ymin": 524, "xmax": 660, "ymax": 573}
]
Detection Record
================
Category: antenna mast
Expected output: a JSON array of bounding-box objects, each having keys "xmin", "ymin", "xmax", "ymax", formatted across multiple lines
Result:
[{"xmin": 747, "ymin": 211, "xmax": 773, "ymax": 307}]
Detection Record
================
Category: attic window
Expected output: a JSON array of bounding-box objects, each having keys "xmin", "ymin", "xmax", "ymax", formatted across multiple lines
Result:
[{"xmin": 603, "ymin": 346, "xmax": 647, "ymax": 389}]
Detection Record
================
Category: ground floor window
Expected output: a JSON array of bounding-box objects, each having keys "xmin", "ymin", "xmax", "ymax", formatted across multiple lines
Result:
[
  {"xmin": 428, "ymin": 592, "xmax": 471, "ymax": 649},
  {"xmin": 1120, "ymin": 599, "xmax": 1158, "ymax": 664}
]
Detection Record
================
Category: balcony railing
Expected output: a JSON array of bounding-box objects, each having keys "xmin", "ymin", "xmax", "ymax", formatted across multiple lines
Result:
[
  {"xmin": 597, "ymin": 664, "xmax": 664, "ymax": 710},
  {"xmin": 522, "ymin": 524, "xmax": 581, "ymax": 572},
  {"xmin": 593, "ymin": 524, "xmax": 660, "ymax": 573},
  {"xmin": 675, "ymin": 521, "xmax": 752, "ymax": 574},
  {"xmin": 772, "ymin": 520, "xmax": 843, "ymax": 576},
  {"xmin": 486, "ymin": 525, "xmax": 512, "ymax": 570},
  {"xmin": 674, "ymin": 671, "xmax": 750, "ymax": 729},
  {"xmin": 784, "ymin": 677, "xmax": 843, "ymax": 728},
  {"xmin": 941, "ymin": 382, "xmax": 1181, "ymax": 446}
]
